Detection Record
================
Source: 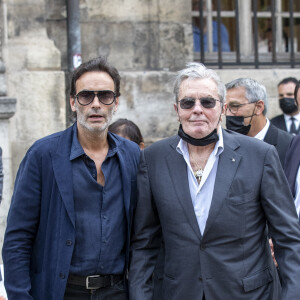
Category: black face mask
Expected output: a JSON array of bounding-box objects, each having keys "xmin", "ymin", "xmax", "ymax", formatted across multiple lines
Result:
[
  {"xmin": 178, "ymin": 124, "xmax": 219, "ymax": 146},
  {"xmin": 226, "ymin": 116, "xmax": 251, "ymax": 135},
  {"xmin": 279, "ymin": 97, "xmax": 298, "ymax": 115}
]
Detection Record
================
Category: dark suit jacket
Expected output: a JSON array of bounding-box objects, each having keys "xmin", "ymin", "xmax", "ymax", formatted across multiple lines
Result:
[
  {"xmin": 285, "ymin": 135, "xmax": 300, "ymax": 197},
  {"xmin": 270, "ymin": 114, "xmax": 287, "ymax": 131},
  {"xmin": 129, "ymin": 129, "xmax": 300, "ymax": 300},
  {"xmin": 264, "ymin": 123, "xmax": 293, "ymax": 167},
  {"xmin": 2, "ymin": 123, "xmax": 140, "ymax": 300}
]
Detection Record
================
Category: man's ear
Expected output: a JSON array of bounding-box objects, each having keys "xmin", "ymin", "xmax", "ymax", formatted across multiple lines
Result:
[
  {"xmin": 255, "ymin": 100, "xmax": 265, "ymax": 116},
  {"xmin": 113, "ymin": 97, "xmax": 119, "ymax": 113},
  {"xmin": 70, "ymin": 97, "xmax": 76, "ymax": 112},
  {"xmin": 222, "ymin": 103, "xmax": 227, "ymax": 115},
  {"xmin": 174, "ymin": 103, "xmax": 180, "ymax": 122}
]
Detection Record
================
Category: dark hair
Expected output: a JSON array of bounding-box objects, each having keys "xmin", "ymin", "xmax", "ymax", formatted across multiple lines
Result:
[
  {"xmin": 108, "ymin": 119, "xmax": 144, "ymax": 145},
  {"xmin": 277, "ymin": 77, "xmax": 298, "ymax": 87},
  {"xmin": 70, "ymin": 56, "xmax": 121, "ymax": 97},
  {"xmin": 294, "ymin": 80, "xmax": 300, "ymax": 108}
]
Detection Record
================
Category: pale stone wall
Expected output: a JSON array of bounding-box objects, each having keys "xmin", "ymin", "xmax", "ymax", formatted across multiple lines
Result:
[
  {"xmin": 47, "ymin": 0, "xmax": 193, "ymax": 71},
  {"xmin": 0, "ymin": 1, "xmax": 66, "ymax": 257},
  {"xmin": 4, "ymin": 29, "xmax": 66, "ymax": 181}
]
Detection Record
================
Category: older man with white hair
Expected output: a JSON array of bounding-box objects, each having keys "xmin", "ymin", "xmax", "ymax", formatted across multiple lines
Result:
[{"xmin": 129, "ymin": 63, "xmax": 300, "ymax": 300}]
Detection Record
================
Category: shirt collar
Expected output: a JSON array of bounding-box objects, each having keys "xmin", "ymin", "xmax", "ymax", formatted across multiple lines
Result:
[
  {"xmin": 176, "ymin": 125, "xmax": 224, "ymax": 157},
  {"xmin": 284, "ymin": 112, "xmax": 300, "ymax": 122},
  {"xmin": 70, "ymin": 124, "xmax": 118, "ymax": 161},
  {"xmin": 254, "ymin": 118, "xmax": 270, "ymax": 141},
  {"xmin": 70, "ymin": 124, "xmax": 85, "ymax": 160}
]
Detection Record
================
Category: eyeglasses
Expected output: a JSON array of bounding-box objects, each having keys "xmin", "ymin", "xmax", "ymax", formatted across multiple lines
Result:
[
  {"xmin": 177, "ymin": 97, "xmax": 221, "ymax": 109},
  {"xmin": 227, "ymin": 102, "xmax": 257, "ymax": 114},
  {"xmin": 75, "ymin": 90, "xmax": 116, "ymax": 106}
]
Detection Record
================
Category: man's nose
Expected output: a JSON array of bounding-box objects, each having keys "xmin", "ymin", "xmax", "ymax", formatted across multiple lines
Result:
[
  {"xmin": 192, "ymin": 99, "xmax": 204, "ymax": 112},
  {"xmin": 91, "ymin": 94, "xmax": 102, "ymax": 107}
]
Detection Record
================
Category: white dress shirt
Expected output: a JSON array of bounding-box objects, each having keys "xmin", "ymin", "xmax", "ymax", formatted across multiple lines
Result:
[
  {"xmin": 176, "ymin": 127, "xmax": 224, "ymax": 235},
  {"xmin": 284, "ymin": 112, "xmax": 300, "ymax": 133},
  {"xmin": 294, "ymin": 168, "xmax": 300, "ymax": 218},
  {"xmin": 254, "ymin": 118, "xmax": 270, "ymax": 141}
]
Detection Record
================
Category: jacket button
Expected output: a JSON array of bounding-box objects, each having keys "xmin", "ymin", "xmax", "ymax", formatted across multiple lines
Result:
[
  {"xmin": 200, "ymin": 244, "xmax": 206, "ymax": 250},
  {"xmin": 59, "ymin": 272, "xmax": 65, "ymax": 279},
  {"xmin": 66, "ymin": 240, "xmax": 73, "ymax": 246}
]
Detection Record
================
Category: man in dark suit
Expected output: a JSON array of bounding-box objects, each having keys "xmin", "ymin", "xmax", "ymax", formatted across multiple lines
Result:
[
  {"xmin": 271, "ymin": 77, "xmax": 300, "ymax": 134},
  {"xmin": 129, "ymin": 63, "xmax": 300, "ymax": 300},
  {"xmin": 225, "ymin": 78, "xmax": 293, "ymax": 167},
  {"xmin": 2, "ymin": 57, "xmax": 140, "ymax": 299},
  {"xmin": 285, "ymin": 80, "xmax": 300, "ymax": 221}
]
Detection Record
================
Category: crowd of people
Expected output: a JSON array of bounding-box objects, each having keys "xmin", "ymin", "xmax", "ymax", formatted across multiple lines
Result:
[{"xmin": 1, "ymin": 56, "xmax": 300, "ymax": 300}]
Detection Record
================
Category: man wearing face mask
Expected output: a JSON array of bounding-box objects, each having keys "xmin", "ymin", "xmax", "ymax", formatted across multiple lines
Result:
[
  {"xmin": 129, "ymin": 63, "xmax": 300, "ymax": 300},
  {"xmin": 225, "ymin": 78, "xmax": 293, "ymax": 167},
  {"xmin": 271, "ymin": 77, "xmax": 299, "ymax": 134}
]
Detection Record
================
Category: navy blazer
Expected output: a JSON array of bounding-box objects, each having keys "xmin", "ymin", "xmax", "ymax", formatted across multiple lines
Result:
[
  {"xmin": 2, "ymin": 124, "xmax": 140, "ymax": 300},
  {"xmin": 285, "ymin": 135, "xmax": 300, "ymax": 197}
]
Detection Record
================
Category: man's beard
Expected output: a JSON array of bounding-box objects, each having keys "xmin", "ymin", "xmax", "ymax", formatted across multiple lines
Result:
[{"xmin": 76, "ymin": 104, "xmax": 115, "ymax": 133}]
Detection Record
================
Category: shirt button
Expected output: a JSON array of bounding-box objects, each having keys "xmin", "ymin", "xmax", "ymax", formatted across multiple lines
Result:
[
  {"xmin": 59, "ymin": 272, "xmax": 65, "ymax": 279},
  {"xmin": 66, "ymin": 240, "xmax": 72, "ymax": 246}
]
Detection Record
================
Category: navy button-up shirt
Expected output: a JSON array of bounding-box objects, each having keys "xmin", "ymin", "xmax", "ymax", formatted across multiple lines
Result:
[{"xmin": 69, "ymin": 125, "xmax": 126, "ymax": 276}]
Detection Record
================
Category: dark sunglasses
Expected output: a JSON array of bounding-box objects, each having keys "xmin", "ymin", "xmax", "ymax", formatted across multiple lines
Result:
[
  {"xmin": 75, "ymin": 90, "xmax": 116, "ymax": 106},
  {"xmin": 177, "ymin": 97, "xmax": 221, "ymax": 109}
]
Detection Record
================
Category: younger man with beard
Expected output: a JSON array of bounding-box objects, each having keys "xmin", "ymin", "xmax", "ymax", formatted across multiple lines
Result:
[
  {"xmin": 271, "ymin": 77, "xmax": 300, "ymax": 134},
  {"xmin": 2, "ymin": 57, "xmax": 140, "ymax": 300}
]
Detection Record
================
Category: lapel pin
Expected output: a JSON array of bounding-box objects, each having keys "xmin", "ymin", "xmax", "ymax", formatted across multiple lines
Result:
[{"xmin": 231, "ymin": 158, "xmax": 235, "ymax": 162}]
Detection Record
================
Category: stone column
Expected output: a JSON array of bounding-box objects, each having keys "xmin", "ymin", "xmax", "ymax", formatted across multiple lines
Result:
[
  {"xmin": 0, "ymin": 0, "xmax": 17, "ymax": 258},
  {"xmin": 239, "ymin": 0, "xmax": 252, "ymax": 57}
]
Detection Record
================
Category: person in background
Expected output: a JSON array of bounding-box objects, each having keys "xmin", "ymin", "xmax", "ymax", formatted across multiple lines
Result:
[
  {"xmin": 192, "ymin": 0, "xmax": 230, "ymax": 52},
  {"xmin": 225, "ymin": 78, "xmax": 292, "ymax": 167},
  {"xmin": 129, "ymin": 62, "xmax": 300, "ymax": 300},
  {"xmin": 2, "ymin": 56, "xmax": 140, "ymax": 300},
  {"xmin": 271, "ymin": 77, "xmax": 300, "ymax": 134},
  {"xmin": 109, "ymin": 118, "xmax": 144, "ymax": 149},
  {"xmin": 285, "ymin": 80, "xmax": 300, "ymax": 220}
]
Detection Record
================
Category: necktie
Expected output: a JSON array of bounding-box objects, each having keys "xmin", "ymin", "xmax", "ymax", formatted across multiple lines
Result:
[{"xmin": 290, "ymin": 117, "xmax": 298, "ymax": 134}]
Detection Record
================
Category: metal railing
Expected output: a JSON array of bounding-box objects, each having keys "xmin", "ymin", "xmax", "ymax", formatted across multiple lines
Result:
[{"xmin": 193, "ymin": 0, "xmax": 300, "ymax": 68}]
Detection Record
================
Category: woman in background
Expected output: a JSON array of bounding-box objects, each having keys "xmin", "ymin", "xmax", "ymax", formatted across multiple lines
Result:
[{"xmin": 109, "ymin": 118, "xmax": 145, "ymax": 150}]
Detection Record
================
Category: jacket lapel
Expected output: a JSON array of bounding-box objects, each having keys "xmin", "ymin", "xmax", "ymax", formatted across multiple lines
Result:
[
  {"xmin": 166, "ymin": 137, "xmax": 202, "ymax": 240},
  {"xmin": 51, "ymin": 126, "xmax": 75, "ymax": 227},
  {"xmin": 202, "ymin": 130, "xmax": 241, "ymax": 238},
  {"xmin": 264, "ymin": 123, "xmax": 278, "ymax": 147}
]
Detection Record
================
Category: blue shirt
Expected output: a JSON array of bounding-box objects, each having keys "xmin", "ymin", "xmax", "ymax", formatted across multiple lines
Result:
[
  {"xmin": 193, "ymin": 21, "xmax": 230, "ymax": 52},
  {"xmin": 69, "ymin": 125, "xmax": 126, "ymax": 276}
]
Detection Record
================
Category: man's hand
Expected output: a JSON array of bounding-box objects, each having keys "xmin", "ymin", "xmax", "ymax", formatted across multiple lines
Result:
[{"xmin": 269, "ymin": 238, "xmax": 278, "ymax": 268}]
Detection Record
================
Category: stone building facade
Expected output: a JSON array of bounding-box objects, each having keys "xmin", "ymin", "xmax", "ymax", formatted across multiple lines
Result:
[{"xmin": 0, "ymin": 0, "xmax": 299, "ymax": 252}]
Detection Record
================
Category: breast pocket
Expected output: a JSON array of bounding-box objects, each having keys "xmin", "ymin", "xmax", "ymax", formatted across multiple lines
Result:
[{"xmin": 227, "ymin": 190, "xmax": 257, "ymax": 206}]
